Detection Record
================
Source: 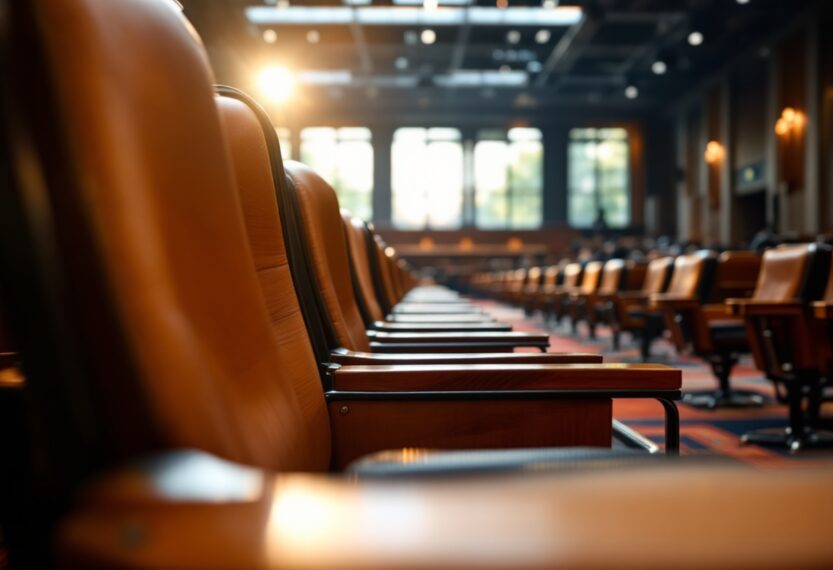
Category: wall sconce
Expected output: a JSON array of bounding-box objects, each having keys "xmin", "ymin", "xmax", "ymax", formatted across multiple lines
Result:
[
  {"xmin": 704, "ymin": 140, "xmax": 724, "ymax": 164},
  {"xmin": 774, "ymin": 107, "xmax": 805, "ymax": 136}
]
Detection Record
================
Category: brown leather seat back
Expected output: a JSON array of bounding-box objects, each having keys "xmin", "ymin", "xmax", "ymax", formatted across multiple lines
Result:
[
  {"xmin": 753, "ymin": 245, "xmax": 814, "ymax": 301},
  {"xmin": 562, "ymin": 263, "xmax": 583, "ymax": 288},
  {"xmin": 745, "ymin": 244, "xmax": 831, "ymax": 374},
  {"xmin": 8, "ymin": 0, "xmax": 329, "ymax": 472},
  {"xmin": 579, "ymin": 261, "xmax": 604, "ymax": 294},
  {"xmin": 665, "ymin": 254, "xmax": 706, "ymax": 297},
  {"xmin": 543, "ymin": 266, "xmax": 559, "ymax": 289},
  {"xmin": 375, "ymin": 235, "xmax": 401, "ymax": 306},
  {"xmin": 217, "ymin": 94, "xmax": 331, "ymax": 465},
  {"xmin": 526, "ymin": 267, "xmax": 543, "ymax": 291},
  {"xmin": 710, "ymin": 251, "xmax": 761, "ymax": 301},
  {"xmin": 285, "ymin": 161, "xmax": 372, "ymax": 352},
  {"xmin": 641, "ymin": 257, "xmax": 674, "ymax": 294},
  {"xmin": 598, "ymin": 260, "xmax": 625, "ymax": 294},
  {"xmin": 343, "ymin": 214, "xmax": 386, "ymax": 322},
  {"xmin": 623, "ymin": 261, "xmax": 648, "ymax": 291}
]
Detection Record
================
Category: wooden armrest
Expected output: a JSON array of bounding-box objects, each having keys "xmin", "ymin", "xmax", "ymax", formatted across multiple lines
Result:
[
  {"xmin": 329, "ymin": 363, "xmax": 680, "ymax": 392},
  {"xmin": 618, "ymin": 291, "xmax": 648, "ymax": 301},
  {"xmin": 59, "ymin": 451, "xmax": 833, "ymax": 569},
  {"xmin": 386, "ymin": 314, "xmax": 496, "ymax": 323},
  {"xmin": 732, "ymin": 300, "xmax": 804, "ymax": 317},
  {"xmin": 367, "ymin": 331, "xmax": 550, "ymax": 344},
  {"xmin": 812, "ymin": 301, "xmax": 833, "ymax": 319},
  {"xmin": 330, "ymin": 349, "xmax": 602, "ymax": 366},
  {"xmin": 371, "ymin": 321, "xmax": 513, "ymax": 333},
  {"xmin": 649, "ymin": 294, "xmax": 699, "ymax": 311}
]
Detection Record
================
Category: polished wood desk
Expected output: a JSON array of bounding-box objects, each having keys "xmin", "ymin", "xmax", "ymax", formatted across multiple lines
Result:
[{"xmin": 59, "ymin": 451, "xmax": 833, "ymax": 569}]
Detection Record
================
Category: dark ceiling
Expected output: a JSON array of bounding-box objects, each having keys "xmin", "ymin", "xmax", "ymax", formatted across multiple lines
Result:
[{"xmin": 180, "ymin": 0, "xmax": 816, "ymax": 119}]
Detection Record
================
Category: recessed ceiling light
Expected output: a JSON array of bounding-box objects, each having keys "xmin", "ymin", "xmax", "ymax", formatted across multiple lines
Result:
[
  {"xmin": 651, "ymin": 60, "xmax": 667, "ymax": 75},
  {"xmin": 404, "ymin": 30, "xmax": 419, "ymax": 45},
  {"xmin": 736, "ymin": 0, "xmax": 750, "ymax": 4},
  {"xmin": 262, "ymin": 29, "xmax": 278, "ymax": 44},
  {"xmin": 535, "ymin": 29, "xmax": 551, "ymax": 44},
  {"xmin": 624, "ymin": 85, "xmax": 639, "ymax": 99},
  {"xmin": 506, "ymin": 30, "xmax": 521, "ymax": 44},
  {"xmin": 395, "ymin": 56, "xmax": 409, "ymax": 70},
  {"xmin": 421, "ymin": 29, "xmax": 437, "ymax": 44},
  {"xmin": 306, "ymin": 30, "xmax": 320, "ymax": 43},
  {"xmin": 542, "ymin": 0, "xmax": 558, "ymax": 8},
  {"xmin": 687, "ymin": 31, "xmax": 703, "ymax": 46}
]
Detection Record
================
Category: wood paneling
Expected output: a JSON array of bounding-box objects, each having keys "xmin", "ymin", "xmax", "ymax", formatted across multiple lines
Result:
[{"xmin": 328, "ymin": 399, "xmax": 612, "ymax": 468}]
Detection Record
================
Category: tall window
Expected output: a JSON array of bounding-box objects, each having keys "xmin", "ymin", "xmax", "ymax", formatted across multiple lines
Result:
[
  {"xmin": 567, "ymin": 128, "xmax": 630, "ymax": 228},
  {"xmin": 474, "ymin": 128, "xmax": 543, "ymax": 229},
  {"xmin": 299, "ymin": 127, "xmax": 373, "ymax": 220},
  {"xmin": 391, "ymin": 128, "xmax": 464, "ymax": 229}
]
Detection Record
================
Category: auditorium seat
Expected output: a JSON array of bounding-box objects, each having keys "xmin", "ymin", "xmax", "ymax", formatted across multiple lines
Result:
[
  {"xmin": 653, "ymin": 251, "xmax": 762, "ymax": 409},
  {"xmin": 594, "ymin": 259, "xmax": 647, "ymax": 348},
  {"xmin": 605, "ymin": 256, "xmax": 674, "ymax": 357},
  {"xmin": 566, "ymin": 260, "xmax": 604, "ymax": 337},
  {"xmin": 546, "ymin": 261, "xmax": 584, "ymax": 325},
  {"xmin": 730, "ymin": 244, "xmax": 832, "ymax": 450},
  {"xmin": 529, "ymin": 263, "xmax": 563, "ymax": 319}
]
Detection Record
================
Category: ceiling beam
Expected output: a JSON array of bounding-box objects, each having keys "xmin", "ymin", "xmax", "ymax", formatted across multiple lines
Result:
[
  {"xmin": 533, "ymin": 14, "xmax": 600, "ymax": 88},
  {"xmin": 349, "ymin": 8, "xmax": 373, "ymax": 73}
]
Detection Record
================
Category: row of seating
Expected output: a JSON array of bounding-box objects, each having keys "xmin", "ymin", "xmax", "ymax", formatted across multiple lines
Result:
[
  {"xmin": 0, "ymin": 1, "xmax": 689, "ymax": 567},
  {"xmin": 474, "ymin": 245, "xmax": 833, "ymax": 450}
]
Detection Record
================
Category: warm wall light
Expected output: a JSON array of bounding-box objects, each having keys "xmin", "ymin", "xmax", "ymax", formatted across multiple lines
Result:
[
  {"xmin": 775, "ymin": 107, "xmax": 805, "ymax": 135},
  {"xmin": 258, "ymin": 66, "xmax": 295, "ymax": 104},
  {"xmin": 704, "ymin": 140, "xmax": 724, "ymax": 164}
]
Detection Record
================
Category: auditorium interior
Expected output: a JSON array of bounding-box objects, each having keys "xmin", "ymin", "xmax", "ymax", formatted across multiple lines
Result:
[{"xmin": 4, "ymin": 0, "xmax": 833, "ymax": 567}]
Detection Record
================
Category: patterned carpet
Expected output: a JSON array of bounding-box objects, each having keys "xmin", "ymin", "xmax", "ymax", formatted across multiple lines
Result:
[{"xmin": 478, "ymin": 300, "xmax": 833, "ymax": 467}]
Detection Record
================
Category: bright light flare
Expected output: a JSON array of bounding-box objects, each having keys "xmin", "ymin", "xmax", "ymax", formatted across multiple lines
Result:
[{"xmin": 258, "ymin": 66, "xmax": 295, "ymax": 104}]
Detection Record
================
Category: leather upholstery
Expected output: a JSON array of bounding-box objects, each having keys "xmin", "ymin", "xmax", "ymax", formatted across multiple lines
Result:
[
  {"xmin": 753, "ymin": 245, "xmax": 811, "ymax": 301},
  {"xmin": 374, "ymin": 235, "xmax": 401, "ymax": 309},
  {"xmin": 286, "ymin": 161, "xmax": 373, "ymax": 352},
  {"xmin": 32, "ymin": 0, "xmax": 329, "ymax": 471},
  {"xmin": 217, "ymin": 95, "xmax": 331, "ymax": 466},
  {"xmin": 578, "ymin": 261, "xmax": 603, "ymax": 294},
  {"xmin": 598, "ymin": 259, "xmax": 625, "ymax": 294},
  {"xmin": 665, "ymin": 253, "xmax": 707, "ymax": 297},
  {"xmin": 343, "ymin": 214, "xmax": 386, "ymax": 322},
  {"xmin": 642, "ymin": 256, "xmax": 674, "ymax": 294}
]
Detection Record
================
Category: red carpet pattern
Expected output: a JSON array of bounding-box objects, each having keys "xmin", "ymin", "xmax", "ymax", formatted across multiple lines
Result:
[{"xmin": 478, "ymin": 300, "xmax": 833, "ymax": 467}]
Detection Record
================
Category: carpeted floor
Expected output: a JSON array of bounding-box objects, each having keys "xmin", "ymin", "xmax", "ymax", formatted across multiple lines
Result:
[{"xmin": 478, "ymin": 300, "xmax": 833, "ymax": 467}]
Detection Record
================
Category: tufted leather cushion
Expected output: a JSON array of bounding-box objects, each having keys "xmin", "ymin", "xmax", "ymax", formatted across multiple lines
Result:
[
  {"xmin": 286, "ymin": 161, "xmax": 373, "ymax": 352},
  {"xmin": 34, "ymin": 0, "xmax": 329, "ymax": 471}
]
